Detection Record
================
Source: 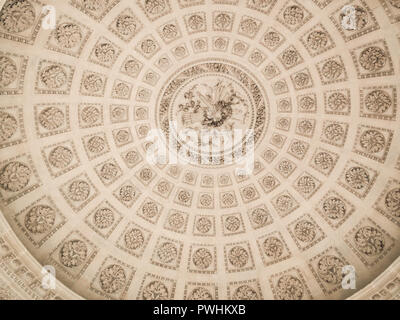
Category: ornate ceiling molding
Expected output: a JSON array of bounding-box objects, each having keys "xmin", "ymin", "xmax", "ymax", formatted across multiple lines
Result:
[{"xmin": 0, "ymin": 0, "xmax": 399, "ymax": 300}]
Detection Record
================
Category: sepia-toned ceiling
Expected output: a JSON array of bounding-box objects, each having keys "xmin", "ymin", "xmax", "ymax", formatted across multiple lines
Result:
[{"xmin": 0, "ymin": 0, "xmax": 399, "ymax": 300}]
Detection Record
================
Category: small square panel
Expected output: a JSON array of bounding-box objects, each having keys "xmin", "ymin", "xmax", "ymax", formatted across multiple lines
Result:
[
  {"xmin": 35, "ymin": 60, "xmax": 74, "ymax": 95},
  {"xmin": 182, "ymin": 170, "xmax": 198, "ymax": 185},
  {"xmin": 80, "ymin": 70, "xmax": 107, "ymax": 97},
  {"xmin": 197, "ymin": 192, "xmax": 214, "ymax": 209},
  {"xmin": 34, "ymin": 103, "xmax": 70, "ymax": 138},
  {"xmin": 316, "ymin": 190, "xmax": 355, "ymax": 229},
  {"xmin": 116, "ymin": 221, "xmax": 151, "ymax": 258},
  {"xmin": 187, "ymin": 244, "xmax": 217, "ymax": 274},
  {"xmin": 193, "ymin": 215, "xmax": 216, "ymax": 237},
  {"xmin": 321, "ymin": 120, "xmax": 349, "ymax": 147},
  {"xmin": 135, "ymin": 34, "xmax": 161, "ymax": 59},
  {"xmin": 142, "ymin": 69, "xmax": 160, "ymax": 86},
  {"xmin": 360, "ymin": 86, "xmax": 397, "ymax": 121},
  {"xmin": 174, "ymin": 188, "xmax": 193, "ymax": 207},
  {"xmin": 134, "ymin": 106, "xmax": 148, "ymax": 121},
  {"xmin": 300, "ymin": 23, "xmax": 335, "ymax": 57},
  {"xmin": 292, "ymin": 171, "xmax": 322, "ymax": 200},
  {"xmin": 158, "ymin": 19, "xmax": 182, "ymax": 44},
  {"xmin": 224, "ymin": 241, "xmax": 255, "ymax": 273},
  {"xmin": 14, "ymin": 196, "xmax": 66, "ymax": 247},
  {"xmin": 287, "ymin": 213, "xmax": 326, "ymax": 251},
  {"xmin": 272, "ymin": 79, "xmax": 289, "ymax": 95},
  {"xmin": 278, "ymin": 45, "xmax": 304, "ymax": 70},
  {"xmin": 94, "ymin": 158, "xmax": 123, "ymax": 186},
  {"xmin": 85, "ymin": 200, "xmax": 122, "ymax": 239},
  {"xmin": 353, "ymin": 125, "xmax": 393, "ymax": 163},
  {"xmin": 312, "ymin": 0, "xmax": 333, "ymax": 9},
  {"xmin": 212, "ymin": 0, "xmax": 238, "ymax": 3},
  {"xmin": 247, "ymin": 204, "xmax": 274, "ymax": 230},
  {"xmin": 0, "ymin": 154, "xmax": 41, "ymax": 204},
  {"xmin": 260, "ymin": 27, "xmax": 285, "ymax": 52},
  {"xmin": 59, "ymin": 172, "xmax": 98, "ymax": 212},
  {"xmin": 213, "ymin": 11, "xmax": 235, "ymax": 32},
  {"xmin": 287, "ymin": 139, "xmax": 309, "ymax": 160},
  {"xmin": 136, "ymin": 197, "xmax": 163, "ymax": 224},
  {"xmin": 262, "ymin": 62, "xmax": 281, "ymax": 80},
  {"xmin": 248, "ymin": 48, "xmax": 266, "ymax": 66},
  {"xmin": 88, "ymin": 36, "xmax": 121, "ymax": 68},
  {"xmin": 163, "ymin": 209, "xmax": 189, "ymax": 234},
  {"xmin": 150, "ymin": 236, "xmax": 183, "ymax": 270},
  {"xmin": 270, "ymin": 133, "xmax": 287, "ymax": 149},
  {"xmin": 309, "ymin": 147, "xmax": 339, "ymax": 176},
  {"xmin": 108, "ymin": 8, "xmax": 143, "ymax": 43},
  {"xmin": 257, "ymin": 231, "xmax": 291, "ymax": 266},
  {"xmin": 152, "ymin": 178, "xmax": 174, "ymax": 199},
  {"xmin": 120, "ymin": 147, "xmax": 142, "ymax": 169},
  {"xmin": 237, "ymin": 15, "xmax": 262, "ymax": 38},
  {"xmin": 113, "ymin": 179, "xmax": 141, "ymax": 208},
  {"xmin": 218, "ymin": 173, "xmax": 232, "ymax": 187},
  {"xmin": 276, "ymin": 0, "xmax": 312, "ymax": 32},
  {"xmin": 90, "ymin": 256, "xmax": 135, "ymax": 300},
  {"xmin": 337, "ymin": 160, "xmax": 378, "ymax": 199},
  {"xmin": 271, "ymin": 190, "xmax": 300, "ymax": 218},
  {"xmin": 261, "ymin": 147, "xmax": 278, "ymax": 163},
  {"xmin": 239, "ymin": 184, "xmax": 261, "ymax": 203},
  {"xmin": 296, "ymin": 118, "xmax": 316, "ymax": 138},
  {"xmin": 78, "ymin": 103, "xmax": 103, "ymax": 129},
  {"xmin": 120, "ymin": 55, "xmax": 143, "ymax": 79},
  {"xmin": 219, "ymin": 190, "xmax": 238, "ymax": 208},
  {"xmin": 110, "ymin": 104, "xmax": 129, "ymax": 124},
  {"xmin": 184, "ymin": 12, "xmax": 207, "ymax": 34},
  {"xmin": 232, "ymin": 40, "xmax": 249, "ymax": 56},
  {"xmin": 258, "ymin": 172, "xmax": 280, "ymax": 194},
  {"xmin": 275, "ymin": 158, "xmax": 296, "ymax": 178},
  {"xmin": 113, "ymin": 127, "xmax": 133, "ymax": 148},
  {"xmin": 191, "ymin": 37, "xmax": 208, "ymax": 53},
  {"xmin": 221, "ymin": 213, "xmax": 245, "ymax": 236},
  {"xmin": 171, "ymin": 43, "xmax": 190, "ymax": 59},
  {"xmin": 350, "ymin": 39, "xmax": 394, "ymax": 79},
  {"xmin": 291, "ymin": 68, "xmax": 314, "ymax": 91},
  {"xmin": 178, "ymin": 0, "xmax": 205, "ymax": 7},
  {"xmin": 41, "ymin": 140, "xmax": 80, "ymax": 178},
  {"xmin": 212, "ymin": 36, "xmax": 229, "ymax": 52},
  {"xmin": 48, "ymin": 230, "xmax": 97, "ymax": 279},
  {"xmin": 345, "ymin": 218, "xmax": 395, "ymax": 267},
  {"xmin": 111, "ymin": 79, "xmax": 132, "ymax": 100},
  {"xmin": 324, "ymin": 89, "xmax": 351, "ymax": 116},
  {"xmin": 82, "ymin": 132, "xmax": 110, "ymax": 160},
  {"xmin": 154, "ymin": 54, "xmax": 172, "ymax": 72},
  {"xmin": 316, "ymin": 55, "xmax": 348, "ymax": 85},
  {"xmin": 297, "ymin": 93, "xmax": 317, "ymax": 113}
]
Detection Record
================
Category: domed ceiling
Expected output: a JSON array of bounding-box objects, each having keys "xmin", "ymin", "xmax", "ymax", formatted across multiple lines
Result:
[{"xmin": 0, "ymin": 0, "xmax": 399, "ymax": 300}]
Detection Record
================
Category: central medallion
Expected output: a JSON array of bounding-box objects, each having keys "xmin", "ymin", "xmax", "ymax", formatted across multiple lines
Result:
[{"xmin": 156, "ymin": 59, "xmax": 269, "ymax": 167}]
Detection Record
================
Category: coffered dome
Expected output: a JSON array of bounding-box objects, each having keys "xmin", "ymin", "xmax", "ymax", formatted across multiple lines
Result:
[{"xmin": 0, "ymin": 0, "xmax": 399, "ymax": 300}]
